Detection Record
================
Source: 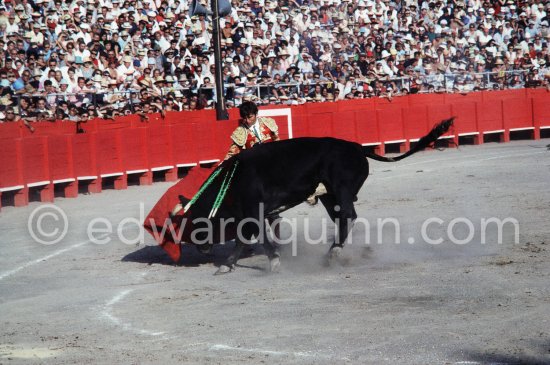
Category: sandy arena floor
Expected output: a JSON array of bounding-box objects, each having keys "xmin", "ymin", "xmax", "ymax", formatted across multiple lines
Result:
[{"xmin": 1, "ymin": 139, "xmax": 549, "ymax": 365}]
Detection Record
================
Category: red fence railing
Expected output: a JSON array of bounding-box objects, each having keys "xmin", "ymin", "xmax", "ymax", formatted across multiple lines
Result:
[{"xmin": 1, "ymin": 89, "xmax": 549, "ymax": 209}]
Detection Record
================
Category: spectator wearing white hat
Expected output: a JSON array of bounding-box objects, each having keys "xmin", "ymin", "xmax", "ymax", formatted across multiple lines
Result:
[
  {"xmin": 118, "ymin": 29, "xmax": 133, "ymax": 51},
  {"xmin": 294, "ymin": 9, "xmax": 311, "ymax": 33},
  {"xmin": 156, "ymin": 30, "xmax": 172, "ymax": 53},
  {"xmin": 116, "ymin": 55, "xmax": 137, "ymax": 83},
  {"xmin": 297, "ymin": 51, "xmax": 315, "ymax": 74},
  {"xmin": 74, "ymin": 23, "xmax": 92, "ymax": 45},
  {"xmin": 277, "ymin": 49, "xmax": 292, "ymax": 71},
  {"xmin": 525, "ymin": 18, "xmax": 539, "ymax": 39},
  {"xmin": 79, "ymin": 57, "xmax": 96, "ymax": 80},
  {"xmin": 5, "ymin": 12, "xmax": 20, "ymax": 36},
  {"xmin": 110, "ymin": 0, "xmax": 122, "ymax": 18},
  {"xmin": 28, "ymin": 23, "xmax": 45, "ymax": 44},
  {"xmin": 354, "ymin": 1, "xmax": 371, "ymax": 26},
  {"xmin": 53, "ymin": 79, "xmax": 71, "ymax": 106},
  {"xmin": 478, "ymin": 26, "xmax": 493, "ymax": 46}
]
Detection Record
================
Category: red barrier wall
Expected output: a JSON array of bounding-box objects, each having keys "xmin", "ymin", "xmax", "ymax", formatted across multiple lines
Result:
[
  {"xmin": 1, "ymin": 89, "xmax": 548, "ymax": 209},
  {"xmin": 403, "ymin": 105, "xmax": 428, "ymax": 140},
  {"xmin": 0, "ymin": 139, "xmax": 23, "ymax": 188},
  {"xmin": 355, "ymin": 109, "xmax": 379, "ymax": 145},
  {"xmin": 48, "ymin": 135, "xmax": 74, "ymax": 181},
  {"xmin": 21, "ymin": 136, "xmax": 50, "ymax": 185},
  {"xmin": 450, "ymin": 102, "xmax": 478, "ymax": 135},
  {"xmin": 72, "ymin": 133, "xmax": 98, "ymax": 178},
  {"xmin": 377, "ymin": 106, "xmax": 405, "ymax": 142},
  {"xmin": 533, "ymin": 97, "xmax": 550, "ymax": 127},
  {"xmin": 503, "ymin": 98, "xmax": 533, "ymax": 131}
]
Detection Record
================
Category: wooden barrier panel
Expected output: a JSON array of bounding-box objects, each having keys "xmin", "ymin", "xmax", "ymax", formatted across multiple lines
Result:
[
  {"xmin": 193, "ymin": 114, "xmax": 222, "ymax": 164},
  {"xmin": 403, "ymin": 105, "xmax": 428, "ymax": 141},
  {"xmin": 377, "ymin": 106, "xmax": 405, "ymax": 143},
  {"xmin": 0, "ymin": 138, "xmax": 26, "ymax": 208},
  {"xmin": 451, "ymin": 102, "xmax": 479, "ymax": 143},
  {"xmin": 305, "ymin": 101, "xmax": 338, "ymax": 114},
  {"xmin": 73, "ymin": 133, "xmax": 98, "ymax": 179},
  {"xmin": 171, "ymin": 122, "xmax": 199, "ymax": 167},
  {"xmin": 78, "ymin": 117, "xmax": 96, "ymax": 134},
  {"xmin": 48, "ymin": 135, "xmax": 78, "ymax": 197},
  {"xmin": 48, "ymin": 135, "xmax": 74, "ymax": 181},
  {"xmin": 477, "ymin": 101, "xmax": 504, "ymax": 133},
  {"xmin": 22, "ymin": 137, "xmax": 50, "ymax": 185},
  {"xmin": 151, "ymin": 120, "xmax": 181, "ymax": 181},
  {"xmin": 525, "ymin": 89, "xmax": 548, "ymax": 99},
  {"xmin": 0, "ymin": 121, "xmax": 22, "ymax": 140},
  {"xmin": 308, "ymin": 112, "xmax": 333, "ymax": 137},
  {"xmin": 120, "ymin": 127, "xmax": 150, "ymax": 185},
  {"xmin": 482, "ymin": 89, "xmax": 526, "ymax": 102},
  {"xmin": 532, "ymin": 98, "xmax": 550, "ymax": 126},
  {"xmin": 120, "ymin": 127, "xmax": 148, "ymax": 172},
  {"xmin": 338, "ymin": 98, "xmax": 374, "ymax": 112},
  {"xmin": 355, "ymin": 109, "xmax": 379, "ymax": 146},
  {"xmin": 289, "ymin": 105, "xmax": 310, "ymax": 138},
  {"xmin": 503, "ymin": 98, "xmax": 533, "ymax": 130},
  {"xmin": 444, "ymin": 92, "xmax": 484, "ymax": 106},
  {"xmin": 96, "ymin": 130, "xmax": 123, "ymax": 175},
  {"xmin": 427, "ymin": 104, "xmax": 453, "ymax": 127},
  {"xmin": 212, "ymin": 119, "xmax": 240, "ymax": 160},
  {"xmin": 408, "ymin": 93, "xmax": 445, "ymax": 106},
  {"xmin": 332, "ymin": 110, "xmax": 357, "ymax": 142},
  {"xmin": 532, "ymin": 97, "xmax": 550, "ymax": 139},
  {"xmin": 22, "ymin": 136, "xmax": 53, "ymax": 202},
  {"xmin": 95, "ymin": 130, "xmax": 127, "ymax": 189},
  {"xmin": 95, "ymin": 117, "xmax": 133, "ymax": 131},
  {"xmin": 72, "ymin": 132, "xmax": 100, "ymax": 193},
  {"xmin": 146, "ymin": 121, "xmax": 173, "ymax": 168},
  {"xmin": 427, "ymin": 104, "xmax": 454, "ymax": 142},
  {"xmin": 0, "ymin": 138, "xmax": 23, "ymax": 187},
  {"xmin": 374, "ymin": 95, "xmax": 410, "ymax": 109}
]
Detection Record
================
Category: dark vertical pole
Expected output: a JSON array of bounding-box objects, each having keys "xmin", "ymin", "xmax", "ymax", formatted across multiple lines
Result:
[{"xmin": 211, "ymin": 0, "xmax": 229, "ymax": 120}]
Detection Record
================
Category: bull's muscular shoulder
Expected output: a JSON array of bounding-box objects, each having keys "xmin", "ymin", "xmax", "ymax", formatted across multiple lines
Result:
[
  {"xmin": 230, "ymin": 126, "xmax": 248, "ymax": 147},
  {"xmin": 260, "ymin": 117, "xmax": 278, "ymax": 133}
]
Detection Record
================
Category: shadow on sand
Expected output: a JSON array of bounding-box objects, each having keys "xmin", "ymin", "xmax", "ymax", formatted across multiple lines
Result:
[
  {"xmin": 121, "ymin": 241, "xmax": 266, "ymax": 271},
  {"xmin": 458, "ymin": 340, "xmax": 550, "ymax": 365}
]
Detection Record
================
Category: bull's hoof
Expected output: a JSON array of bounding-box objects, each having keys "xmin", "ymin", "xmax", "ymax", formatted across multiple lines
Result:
[
  {"xmin": 269, "ymin": 256, "xmax": 281, "ymax": 273},
  {"xmin": 214, "ymin": 265, "xmax": 233, "ymax": 275},
  {"xmin": 329, "ymin": 246, "xmax": 343, "ymax": 259},
  {"xmin": 326, "ymin": 246, "xmax": 350, "ymax": 266}
]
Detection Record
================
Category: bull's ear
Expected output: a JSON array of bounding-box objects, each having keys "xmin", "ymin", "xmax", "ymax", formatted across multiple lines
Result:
[{"xmin": 179, "ymin": 195, "xmax": 191, "ymax": 207}]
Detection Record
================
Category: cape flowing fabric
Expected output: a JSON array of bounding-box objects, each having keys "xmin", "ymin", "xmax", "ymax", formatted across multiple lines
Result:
[{"xmin": 143, "ymin": 166, "xmax": 216, "ymax": 262}]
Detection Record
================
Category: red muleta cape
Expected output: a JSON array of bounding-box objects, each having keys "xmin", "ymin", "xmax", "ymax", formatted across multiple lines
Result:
[{"xmin": 143, "ymin": 167, "xmax": 214, "ymax": 262}]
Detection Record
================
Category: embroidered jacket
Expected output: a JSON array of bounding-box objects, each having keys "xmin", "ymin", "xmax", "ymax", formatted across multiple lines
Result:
[{"xmin": 224, "ymin": 116, "xmax": 279, "ymax": 160}]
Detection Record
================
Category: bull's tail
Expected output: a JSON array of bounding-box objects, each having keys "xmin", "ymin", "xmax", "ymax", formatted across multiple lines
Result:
[{"xmin": 364, "ymin": 117, "xmax": 454, "ymax": 162}]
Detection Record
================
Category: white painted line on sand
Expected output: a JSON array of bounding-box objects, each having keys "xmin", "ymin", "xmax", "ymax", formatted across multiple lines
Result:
[
  {"xmin": 101, "ymin": 286, "xmax": 165, "ymax": 337},
  {"xmin": 211, "ymin": 343, "xmax": 311, "ymax": 357},
  {"xmin": 0, "ymin": 234, "xmax": 107, "ymax": 281},
  {"xmin": 210, "ymin": 343, "xmax": 346, "ymax": 360}
]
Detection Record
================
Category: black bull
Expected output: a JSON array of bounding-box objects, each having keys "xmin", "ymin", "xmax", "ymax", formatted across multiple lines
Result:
[{"xmin": 164, "ymin": 118, "xmax": 453, "ymax": 274}]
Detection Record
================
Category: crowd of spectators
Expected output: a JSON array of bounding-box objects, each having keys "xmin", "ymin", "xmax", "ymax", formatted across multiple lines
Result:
[{"xmin": 0, "ymin": 0, "xmax": 549, "ymax": 124}]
